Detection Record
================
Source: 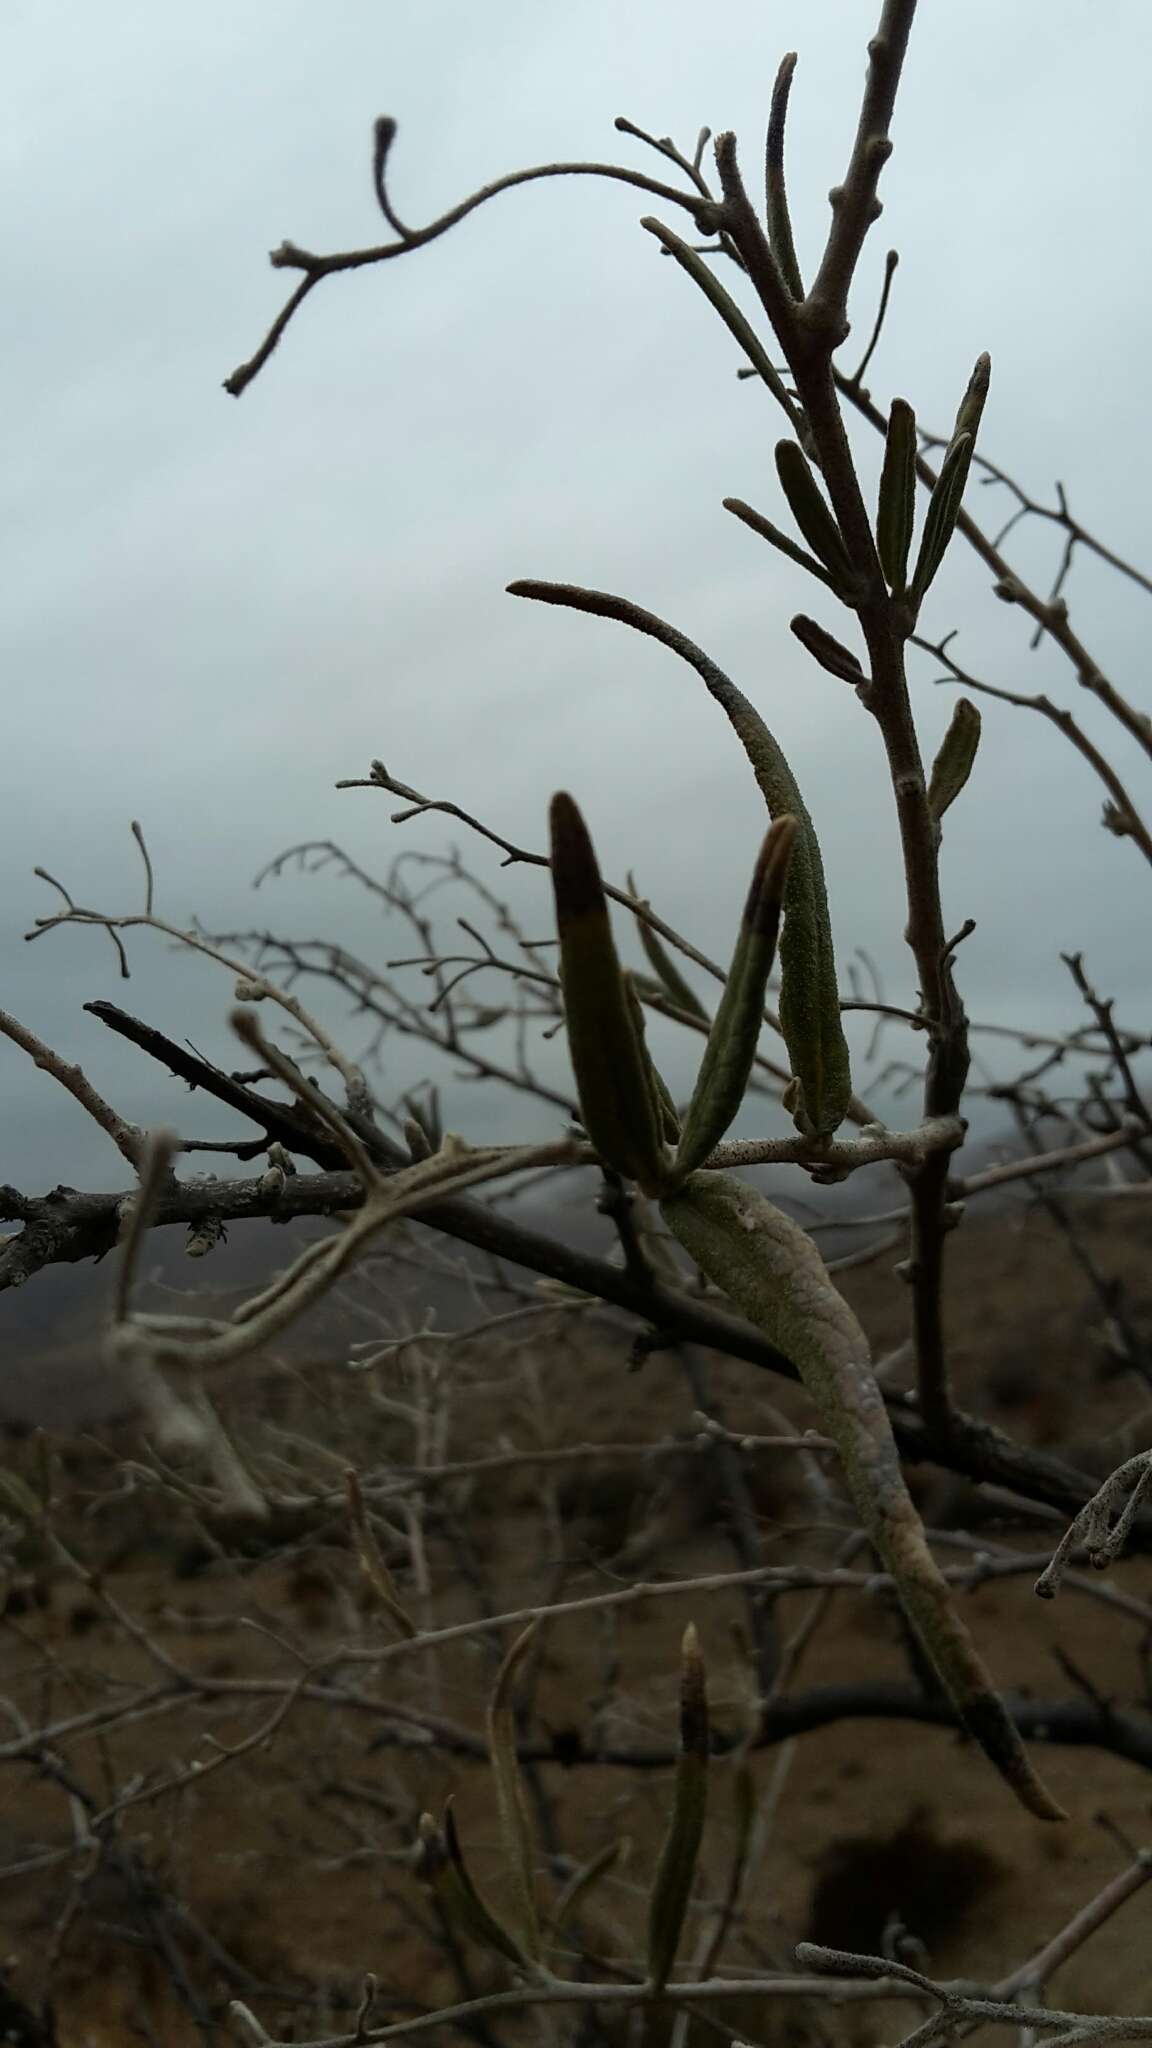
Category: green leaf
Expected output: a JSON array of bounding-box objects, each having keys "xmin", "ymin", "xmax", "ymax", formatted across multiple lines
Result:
[
  {"xmin": 509, "ymin": 590, "xmax": 852, "ymax": 1137},
  {"xmin": 627, "ymin": 877, "xmax": 709, "ymax": 1023},
  {"xmin": 909, "ymin": 432, "xmax": 973, "ymax": 607},
  {"xmin": 624, "ymin": 973, "xmax": 682, "ymax": 1145},
  {"xmin": 403, "ymin": 1084, "xmax": 442, "ymax": 1155},
  {"xmin": 927, "ymin": 698, "xmax": 982, "ymax": 828},
  {"xmin": 487, "ymin": 1622, "xmax": 542, "ymax": 1958},
  {"xmin": 765, "ymin": 52, "xmax": 805, "ymax": 299},
  {"xmin": 725, "ymin": 496, "xmax": 838, "ymax": 591},
  {"xmin": 876, "ymin": 396, "xmax": 917, "ymax": 595},
  {"xmin": 774, "ymin": 441, "xmax": 858, "ymax": 597},
  {"xmin": 909, "ymin": 354, "xmax": 990, "ymax": 608},
  {"xmin": 415, "ymin": 1805, "xmax": 529, "ymax": 1968},
  {"xmin": 0, "ymin": 1469, "xmax": 43, "ymax": 1524},
  {"xmin": 640, "ymin": 217, "xmax": 799, "ymax": 425},
  {"xmin": 674, "ymin": 818, "xmax": 797, "ymax": 1177},
  {"xmin": 345, "ymin": 1469, "xmax": 417, "ymax": 1639},
  {"xmin": 646, "ymin": 1623, "xmax": 709, "ymax": 1990},
  {"xmin": 790, "ymin": 615, "xmax": 867, "ymax": 688},
  {"xmin": 552, "ymin": 1836, "xmax": 631, "ymax": 1936},
  {"xmin": 549, "ymin": 793, "xmax": 667, "ymax": 1190},
  {"xmin": 660, "ymin": 1170, "xmax": 1066, "ymax": 1824},
  {"xmin": 953, "ymin": 349, "xmax": 992, "ymax": 446}
]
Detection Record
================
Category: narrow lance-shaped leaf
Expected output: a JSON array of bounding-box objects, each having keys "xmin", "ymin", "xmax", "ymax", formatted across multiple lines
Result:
[
  {"xmin": 0, "ymin": 1469, "xmax": 42, "ymax": 1523},
  {"xmin": 404, "ymin": 1084, "xmax": 442, "ymax": 1155},
  {"xmin": 345, "ymin": 1469, "xmax": 417, "ymax": 1639},
  {"xmin": 552, "ymin": 1836, "xmax": 632, "ymax": 1936},
  {"xmin": 876, "ymin": 396, "xmax": 917, "ymax": 595},
  {"xmin": 674, "ymin": 818, "xmax": 797, "ymax": 1179},
  {"xmin": 646, "ymin": 1624, "xmax": 710, "ymax": 1990},
  {"xmin": 510, "ymin": 589, "xmax": 852, "ymax": 1137},
  {"xmin": 790, "ymin": 615, "xmax": 867, "ymax": 688},
  {"xmin": 774, "ymin": 441, "xmax": 859, "ymax": 597},
  {"xmin": 724, "ymin": 1758, "xmax": 756, "ymax": 1924},
  {"xmin": 765, "ymin": 52, "xmax": 805, "ymax": 299},
  {"xmin": 909, "ymin": 353, "xmax": 991, "ymax": 608},
  {"xmin": 927, "ymin": 698, "xmax": 982, "ymax": 828},
  {"xmin": 624, "ymin": 973, "xmax": 682, "ymax": 1145},
  {"xmin": 659, "ymin": 1170, "xmax": 1066, "ymax": 1825},
  {"xmin": 414, "ymin": 1806, "xmax": 529, "ymax": 1969},
  {"xmin": 627, "ymin": 875, "xmax": 709, "ymax": 1023},
  {"xmin": 487, "ymin": 1622, "xmax": 542, "ymax": 1959},
  {"xmin": 909, "ymin": 431, "xmax": 973, "ymax": 608},
  {"xmin": 640, "ymin": 217, "xmax": 799, "ymax": 428},
  {"xmin": 953, "ymin": 349, "xmax": 992, "ymax": 445},
  {"xmin": 549, "ymin": 792, "xmax": 667, "ymax": 1190},
  {"xmin": 725, "ymin": 496, "xmax": 838, "ymax": 591}
]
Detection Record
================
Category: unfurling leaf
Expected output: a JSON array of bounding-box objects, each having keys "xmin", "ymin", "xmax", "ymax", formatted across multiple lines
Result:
[
  {"xmin": 790, "ymin": 615, "xmax": 867, "ymax": 687},
  {"xmin": 549, "ymin": 793, "xmax": 667, "ymax": 1190},
  {"xmin": 660, "ymin": 1170, "xmax": 1066, "ymax": 1824},
  {"xmin": 674, "ymin": 818, "xmax": 797, "ymax": 1177},
  {"xmin": 646, "ymin": 1624, "xmax": 709, "ymax": 1990},
  {"xmin": 774, "ymin": 440, "xmax": 858, "ymax": 597},
  {"xmin": 910, "ymin": 354, "xmax": 990, "ymax": 607},
  {"xmin": 876, "ymin": 396, "xmax": 917, "ymax": 595},
  {"xmin": 927, "ymin": 698, "xmax": 982, "ymax": 828},
  {"xmin": 487, "ymin": 1622, "xmax": 542, "ymax": 1958}
]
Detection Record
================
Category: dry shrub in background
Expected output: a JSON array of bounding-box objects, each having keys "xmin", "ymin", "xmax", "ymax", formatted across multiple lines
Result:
[{"xmin": 3, "ymin": 0, "xmax": 1152, "ymax": 2041}]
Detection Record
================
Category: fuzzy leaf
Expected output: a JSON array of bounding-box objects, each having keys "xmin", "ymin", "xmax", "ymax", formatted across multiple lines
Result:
[
  {"xmin": 660, "ymin": 1170, "xmax": 1065, "ymax": 1823},
  {"xmin": 415, "ymin": 1806, "xmax": 529, "ymax": 1968},
  {"xmin": 549, "ymin": 793, "xmax": 667, "ymax": 1190},
  {"xmin": 345, "ymin": 1469, "xmax": 417, "ymax": 1638},
  {"xmin": 725, "ymin": 497, "xmax": 837, "ymax": 590},
  {"xmin": 487, "ymin": 1622, "xmax": 542, "ymax": 1958},
  {"xmin": 910, "ymin": 354, "xmax": 990, "ymax": 607},
  {"xmin": 624, "ymin": 973, "xmax": 682, "ymax": 1144},
  {"xmin": 909, "ymin": 432, "xmax": 973, "ymax": 607},
  {"xmin": 674, "ymin": 818, "xmax": 797, "ymax": 1177},
  {"xmin": 927, "ymin": 698, "xmax": 982, "ymax": 827},
  {"xmin": 765, "ymin": 52, "xmax": 804, "ymax": 299},
  {"xmin": 510, "ymin": 590, "xmax": 852, "ymax": 1137},
  {"xmin": 552, "ymin": 1837, "xmax": 631, "ymax": 1935},
  {"xmin": 628, "ymin": 878, "xmax": 709, "ymax": 1023},
  {"xmin": 646, "ymin": 1624, "xmax": 709, "ymax": 1989},
  {"xmin": 876, "ymin": 396, "xmax": 917, "ymax": 595},
  {"xmin": 641, "ymin": 217, "xmax": 797, "ymax": 421},
  {"xmin": 790, "ymin": 615, "xmax": 866, "ymax": 687},
  {"xmin": 670, "ymin": 678, "xmax": 852, "ymax": 1140},
  {"xmin": 774, "ymin": 441, "xmax": 858, "ymax": 596},
  {"xmin": 954, "ymin": 349, "xmax": 992, "ymax": 445}
]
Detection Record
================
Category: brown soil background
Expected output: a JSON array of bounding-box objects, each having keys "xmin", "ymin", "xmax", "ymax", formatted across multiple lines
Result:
[{"xmin": 2, "ymin": 1195, "xmax": 1152, "ymax": 2043}]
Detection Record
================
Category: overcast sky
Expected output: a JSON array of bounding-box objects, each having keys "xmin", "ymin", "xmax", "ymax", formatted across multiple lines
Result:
[{"xmin": 2, "ymin": 0, "xmax": 1150, "ymax": 1193}]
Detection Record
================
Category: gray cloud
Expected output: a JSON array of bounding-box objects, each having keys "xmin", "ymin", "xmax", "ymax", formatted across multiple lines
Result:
[{"xmin": 2, "ymin": 0, "xmax": 1149, "ymax": 1193}]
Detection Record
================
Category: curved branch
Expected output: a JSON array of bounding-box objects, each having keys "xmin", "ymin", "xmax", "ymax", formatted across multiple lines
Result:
[
  {"xmin": 914, "ymin": 633, "xmax": 1152, "ymax": 868},
  {"xmin": 224, "ymin": 150, "xmax": 711, "ymax": 397}
]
